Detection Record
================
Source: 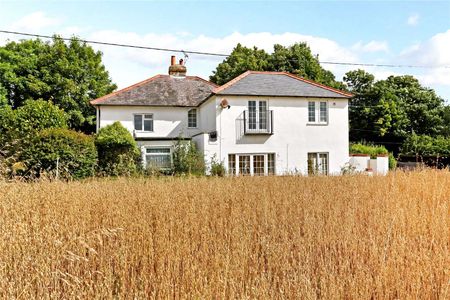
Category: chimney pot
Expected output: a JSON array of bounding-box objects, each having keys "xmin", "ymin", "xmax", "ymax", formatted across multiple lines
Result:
[
  {"xmin": 171, "ymin": 56, "xmax": 176, "ymax": 66},
  {"xmin": 179, "ymin": 59, "xmax": 184, "ymax": 65}
]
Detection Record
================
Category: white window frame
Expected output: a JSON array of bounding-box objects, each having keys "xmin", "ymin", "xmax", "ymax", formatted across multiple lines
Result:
[
  {"xmin": 134, "ymin": 113, "xmax": 154, "ymax": 132},
  {"xmin": 307, "ymin": 152, "xmax": 329, "ymax": 175},
  {"xmin": 247, "ymin": 100, "xmax": 270, "ymax": 132},
  {"xmin": 307, "ymin": 100, "xmax": 328, "ymax": 125},
  {"xmin": 144, "ymin": 146, "xmax": 172, "ymax": 169},
  {"xmin": 187, "ymin": 108, "xmax": 197, "ymax": 128},
  {"xmin": 227, "ymin": 153, "xmax": 275, "ymax": 176}
]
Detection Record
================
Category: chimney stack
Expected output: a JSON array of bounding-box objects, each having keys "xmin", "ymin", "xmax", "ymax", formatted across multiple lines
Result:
[{"xmin": 168, "ymin": 56, "xmax": 187, "ymax": 77}]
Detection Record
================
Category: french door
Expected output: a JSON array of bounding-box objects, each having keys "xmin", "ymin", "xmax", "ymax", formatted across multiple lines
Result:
[
  {"xmin": 248, "ymin": 100, "xmax": 268, "ymax": 131},
  {"xmin": 229, "ymin": 153, "xmax": 275, "ymax": 176}
]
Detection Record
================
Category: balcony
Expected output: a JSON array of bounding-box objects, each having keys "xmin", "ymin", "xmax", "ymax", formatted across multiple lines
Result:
[{"xmin": 243, "ymin": 110, "xmax": 273, "ymax": 135}]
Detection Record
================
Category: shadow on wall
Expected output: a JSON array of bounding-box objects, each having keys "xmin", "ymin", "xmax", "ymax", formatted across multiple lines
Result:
[{"xmin": 235, "ymin": 112, "xmax": 271, "ymax": 144}]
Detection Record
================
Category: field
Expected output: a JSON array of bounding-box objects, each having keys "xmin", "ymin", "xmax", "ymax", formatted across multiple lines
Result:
[{"xmin": 0, "ymin": 171, "xmax": 449, "ymax": 299}]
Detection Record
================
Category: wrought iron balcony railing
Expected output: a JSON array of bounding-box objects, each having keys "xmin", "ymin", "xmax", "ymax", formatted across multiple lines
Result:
[{"xmin": 243, "ymin": 110, "xmax": 273, "ymax": 134}]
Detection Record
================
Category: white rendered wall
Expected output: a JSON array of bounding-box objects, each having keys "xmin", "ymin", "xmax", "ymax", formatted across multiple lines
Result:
[
  {"xmin": 212, "ymin": 95, "xmax": 349, "ymax": 175},
  {"xmin": 98, "ymin": 106, "xmax": 202, "ymax": 138}
]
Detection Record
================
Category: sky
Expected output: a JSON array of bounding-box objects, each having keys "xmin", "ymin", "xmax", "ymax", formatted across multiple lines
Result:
[{"xmin": 0, "ymin": 0, "xmax": 449, "ymax": 100}]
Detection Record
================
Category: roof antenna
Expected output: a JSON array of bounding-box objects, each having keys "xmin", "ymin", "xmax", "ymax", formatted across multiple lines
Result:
[{"xmin": 182, "ymin": 50, "xmax": 189, "ymax": 64}]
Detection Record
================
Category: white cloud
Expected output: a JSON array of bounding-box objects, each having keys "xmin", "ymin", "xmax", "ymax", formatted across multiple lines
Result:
[
  {"xmin": 352, "ymin": 40, "xmax": 389, "ymax": 53},
  {"xmin": 407, "ymin": 13, "xmax": 420, "ymax": 26},
  {"xmin": 11, "ymin": 11, "xmax": 61, "ymax": 32},
  {"xmin": 85, "ymin": 30, "xmax": 358, "ymax": 88},
  {"xmin": 398, "ymin": 29, "xmax": 450, "ymax": 86}
]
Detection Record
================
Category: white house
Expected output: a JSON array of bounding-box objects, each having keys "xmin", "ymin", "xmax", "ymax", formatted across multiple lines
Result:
[{"xmin": 91, "ymin": 56, "xmax": 353, "ymax": 175}]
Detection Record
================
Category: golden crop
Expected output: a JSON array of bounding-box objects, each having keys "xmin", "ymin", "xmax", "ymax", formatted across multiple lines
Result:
[{"xmin": 0, "ymin": 170, "xmax": 449, "ymax": 299}]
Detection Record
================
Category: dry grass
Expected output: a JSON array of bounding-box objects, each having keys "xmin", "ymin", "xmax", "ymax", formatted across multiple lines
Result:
[{"xmin": 0, "ymin": 170, "xmax": 449, "ymax": 299}]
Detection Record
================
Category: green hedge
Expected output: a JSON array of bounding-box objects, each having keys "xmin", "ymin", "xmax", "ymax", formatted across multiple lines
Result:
[
  {"xmin": 95, "ymin": 122, "xmax": 140, "ymax": 176},
  {"xmin": 350, "ymin": 143, "xmax": 396, "ymax": 169},
  {"xmin": 22, "ymin": 128, "xmax": 97, "ymax": 179},
  {"xmin": 401, "ymin": 135, "xmax": 450, "ymax": 156}
]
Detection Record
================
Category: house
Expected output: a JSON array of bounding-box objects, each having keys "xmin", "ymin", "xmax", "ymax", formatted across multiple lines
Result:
[{"xmin": 90, "ymin": 56, "xmax": 353, "ymax": 175}]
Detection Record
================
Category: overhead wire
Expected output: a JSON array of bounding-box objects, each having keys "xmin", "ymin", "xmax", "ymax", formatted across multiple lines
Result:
[{"xmin": 1, "ymin": 29, "xmax": 450, "ymax": 69}]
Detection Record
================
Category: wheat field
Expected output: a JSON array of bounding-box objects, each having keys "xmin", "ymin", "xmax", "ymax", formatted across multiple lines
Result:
[{"xmin": 0, "ymin": 171, "xmax": 449, "ymax": 299}]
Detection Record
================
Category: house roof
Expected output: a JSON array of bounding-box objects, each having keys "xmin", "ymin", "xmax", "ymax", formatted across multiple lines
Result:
[
  {"xmin": 90, "ymin": 75, "xmax": 217, "ymax": 106},
  {"xmin": 214, "ymin": 71, "xmax": 353, "ymax": 98},
  {"xmin": 91, "ymin": 70, "xmax": 352, "ymax": 107}
]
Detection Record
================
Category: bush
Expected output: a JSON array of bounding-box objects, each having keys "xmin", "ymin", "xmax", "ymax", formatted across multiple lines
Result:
[
  {"xmin": 209, "ymin": 154, "xmax": 225, "ymax": 177},
  {"xmin": 95, "ymin": 122, "xmax": 140, "ymax": 176},
  {"xmin": 400, "ymin": 134, "xmax": 450, "ymax": 157},
  {"xmin": 15, "ymin": 100, "xmax": 68, "ymax": 133},
  {"xmin": 350, "ymin": 142, "xmax": 396, "ymax": 170},
  {"xmin": 172, "ymin": 139, "xmax": 205, "ymax": 175},
  {"xmin": 22, "ymin": 128, "xmax": 97, "ymax": 179}
]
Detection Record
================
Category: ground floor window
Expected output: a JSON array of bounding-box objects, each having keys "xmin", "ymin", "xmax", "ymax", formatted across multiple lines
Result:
[
  {"xmin": 307, "ymin": 152, "xmax": 328, "ymax": 175},
  {"xmin": 228, "ymin": 153, "xmax": 275, "ymax": 176},
  {"xmin": 145, "ymin": 147, "xmax": 172, "ymax": 169}
]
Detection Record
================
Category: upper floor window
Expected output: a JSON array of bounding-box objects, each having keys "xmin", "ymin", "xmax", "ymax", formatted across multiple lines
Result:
[
  {"xmin": 308, "ymin": 101, "xmax": 328, "ymax": 124},
  {"xmin": 134, "ymin": 114, "xmax": 153, "ymax": 132},
  {"xmin": 188, "ymin": 109, "xmax": 197, "ymax": 128}
]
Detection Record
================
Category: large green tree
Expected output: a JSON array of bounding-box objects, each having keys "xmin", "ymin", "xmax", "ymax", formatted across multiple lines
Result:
[
  {"xmin": 210, "ymin": 42, "xmax": 343, "ymax": 89},
  {"xmin": 344, "ymin": 69, "xmax": 446, "ymax": 153},
  {"xmin": 0, "ymin": 37, "xmax": 116, "ymax": 132}
]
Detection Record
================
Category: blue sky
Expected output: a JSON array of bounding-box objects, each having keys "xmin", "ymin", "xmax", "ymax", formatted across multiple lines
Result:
[{"xmin": 1, "ymin": 0, "xmax": 449, "ymax": 100}]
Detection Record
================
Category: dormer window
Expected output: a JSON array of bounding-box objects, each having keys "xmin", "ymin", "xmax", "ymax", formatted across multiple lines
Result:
[
  {"xmin": 134, "ymin": 114, "xmax": 153, "ymax": 132},
  {"xmin": 188, "ymin": 109, "xmax": 197, "ymax": 128}
]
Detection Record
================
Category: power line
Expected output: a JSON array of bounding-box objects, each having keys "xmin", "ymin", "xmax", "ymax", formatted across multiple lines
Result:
[
  {"xmin": 1, "ymin": 29, "xmax": 450, "ymax": 69},
  {"xmin": 0, "ymin": 30, "xmax": 228, "ymax": 57}
]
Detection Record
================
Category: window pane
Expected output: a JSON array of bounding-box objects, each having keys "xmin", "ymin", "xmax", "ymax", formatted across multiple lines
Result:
[
  {"xmin": 146, "ymin": 147, "xmax": 171, "ymax": 169},
  {"xmin": 248, "ymin": 101, "xmax": 257, "ymax": 130},
  {"xmin": 144, "ymin": 114, "xmax": 153, "ymax": 119},
  {"xmin": 239, "ymin": 155, "xmax": 251, "ymax": 176},
  {"xmin": 146, "ymin": 155, "xmax": 171, "ymax": 169},
  {"xmin": 308, "ymin": 102, "xmax": 316, "ymax": 122},
  {"xmin": 188, "ymin": 109, "xmax": 197, "ymax": 128},
  {"xmin": 307, "ymin": 153, "xmax": 318, "ymax": 175},
  {"xmin": 144, "ymin": 119, "xmax": 153, "ymax": 131},
  {"xmin": 253, "ymin": 155, "xmax": 265, "ymax": 176},
  {"xmin": 134, "ymin": 115, "xmax": 142, "ymax": 131},
  {"xmin": 146, "ymin": 148, "xmax": 170, "ymax": 154},
  {"xmin": 268, "ymin": 153, "xmax": 275, "ymax": 175},
  {"xmin": 319, "ymin": 153, "xmax": 328, "ymax": 175},
  {"xmin": 228, "ymin": 154, "xmax": 236, "ymax": 175},
  {"xmin": 258, "ymin": 102, "xmax": 267, "ymax": 130},
  {"xmin": 320, "ymin": 102, "xmax": 328, "ymax": 123}
]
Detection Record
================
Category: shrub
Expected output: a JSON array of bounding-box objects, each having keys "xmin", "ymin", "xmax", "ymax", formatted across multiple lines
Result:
[
  {"xmin": 15, "ymin": 100, "xmax": 68, "ymax": 134},
  {"xmin": 95, "ymin": 122, "xmax": 140, "ymax": 176},
  {"xmin": 350, "ymin": 142, "xmax": 396, "ymax": 170},
  {"xmin": 22, "ymin": 128, "xmax": 97, "ymax": 179},
  {"xmin": 209, "ymin": 154, "xmax": 225, "ymax": 177},
  {"xmin": 400, "ymin": 134, "xmax": 450, "ymax": 157},
  {"xmin": 172, "ymin": 139, "xmax": 205, "ymax": 175}
]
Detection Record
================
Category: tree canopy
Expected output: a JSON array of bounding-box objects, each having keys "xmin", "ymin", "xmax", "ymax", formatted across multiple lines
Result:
[
  {"xmin": 0, "ymin": 37, "xmax": 116, "ymax": 132},
  {"xmin": 210, "ymin": 43, "xmax": 344, "ymax": 89},
  {"xmin": 344, "ymin": 69, "xmax": 447, "ymax": 153}
]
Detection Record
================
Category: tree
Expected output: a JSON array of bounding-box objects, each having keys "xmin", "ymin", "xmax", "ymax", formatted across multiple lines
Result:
[
  {"xmin": 210, "ymin": 42, "xmax": 343, "ymax": 89},
  {"xmin": 344, "ymin": 69, "xmax": 446, "ymax": 153},
  {"xmin": 269, "ymin": 43, "xmax": 344, "ymax": 89},
  {"xmin": 441, "ymin": 105, "xmax": 450, "ymax": 137},
  {"xmin": 210, "ymin": 44, "xmax": 270, "ymax": 85},
  {"xmin": 0, "ymin": 100, "xmax": 68, "ymax": 145},
  {"xmin": 22, "ymin": 128, "xmax": 97, "ymax": 179},
  {"xmin": 0, "ymin": 37, "xmax": 116, "ymax": 132},
  {"xmin": 95, "ymin": 122, "xmax": 141, "ymax": 176}
]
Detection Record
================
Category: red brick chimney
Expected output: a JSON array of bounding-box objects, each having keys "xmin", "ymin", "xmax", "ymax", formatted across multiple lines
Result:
[{"xmin": 168, "ymin": 56, "xmax": 187, "ymax": 77}]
